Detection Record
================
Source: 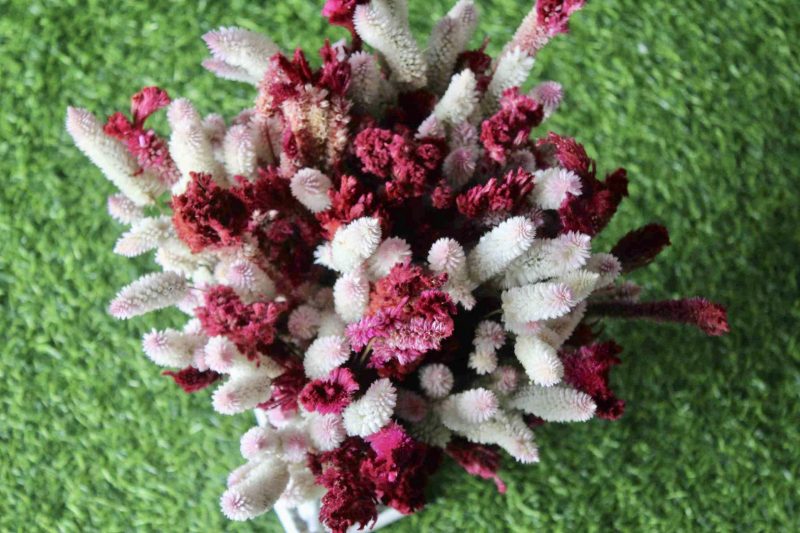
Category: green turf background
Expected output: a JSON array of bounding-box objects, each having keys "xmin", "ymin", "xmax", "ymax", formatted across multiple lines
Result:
[{"xmin": 2, "ymin": 0, "xmax": 798, "ymax": 530}]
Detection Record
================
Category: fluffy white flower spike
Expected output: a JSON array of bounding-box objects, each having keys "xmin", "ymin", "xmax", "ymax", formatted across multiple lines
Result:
[
  {"xmin": 223, "ymin": 123, "xmax": 258, "ymax": 179},
  {"xmin": 425, "ymin": 0, "xmax": 478, "ymax": 93},
  {"xmin": 113, "ymin": 216, "xmax": 173, "ymax": 257},
  {"xmin": 167, "ymin": 98, "xmax": 226, "ymax": 193},
  {"xmin": 330, "ymin": 217, "xmax": 382, "ymax": 272},
  {"xmin": 203, "ymin": 26, "xmax": 279, "ymax": 81},
  {"xmin": 419, "ymin": 363, "xmax": 454, "ymax": 399},
  {"xmin": 306, "ymin": 412, "xmax": 346, "ymax": 451},
  {"xmin": 66, "ymin": 107, "xmax": 161, "ymax": 205},
  {"xmin": 483, "ymin": 47, "xmax": 535, "ymax": 111},
  {"xmin": 501, "ymin": 280, "xmax": 575, "ymax": 323},
  {"xmin": 141, "ymin": 328, "xmax": 195, "ymax": 367},
  {"xmin": 510, "ymin": 385, "xmax": 597, "ymax": 423},
  {"xmin": 220, "ymin": 458, "xmax": 289, "ymax": 521},
  {"xmin": 347, "ymin": 52, "xmax": 383, "ymax": 114},
  {"xmin": 354, "ymin": 0, "xmax": 427, "ymax": 89},
  {"xmin": 531, "ymin": 167, "xmax": 583, "ymax": 209},
  {"xmin": 107, "ymin": 193, "xmax": 144, "ymax": 224},
  {"xmin": 514, "ymin": 335, "xmax": 564, "ymax": 386},
  {"xmin": 108, "ymin": 271, "xmax": 188, "ymax": 319},
  {"xmin": 343, "ymin": 378, "xmax": 397, "ymax": 437},
  {"xmin": 333, "ymin": 268, "xmax": 370, "ymax": 323},
  {"xmin": 468, "ymin": 216, "xmax": 536, "ymax": 284},
  {"xmin": 433, "ymin": 70, "xmax": 480, "ymax": 125},
  {"xmin": 303, "ymin": 335, "xmax": 351, "ymax": 379},
  {"xmin": 445, "ymin": 388, "xmax": 499, "ymax": 424},
  {"xmin": 290, "ymin": 168, "xmax": 333, "ymax": 213},
  {"xmin": 212, "ymin": 370, "xmax": 273, "ymax": 415},
  {"xmin": 367, "ymin": 237, "xmax": 412, "ymax": 279},
  {"xmin": 240, "ymin": 426, "xmax": 281, "ymax": 460}
]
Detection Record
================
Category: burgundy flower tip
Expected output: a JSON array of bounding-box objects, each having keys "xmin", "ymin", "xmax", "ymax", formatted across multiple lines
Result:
[
  {"xmin": 163, "ymin": 367, "xmax": 221, "ymax": 393},
  {"xmin": 537, "ymin": 131, "xmax": 594, "ymax": 179},
  {"xmin": 131, "ymin": 86, "xmax": 170, "ymax": 127},
  {"xmin": 299, "ymin": 368, "xmax": 360, "ymax": 414},
  {"xmin": 536, "ymin": 0, "xmax": 587, "ymax": 36},
  {"xmin": 446, "ymin": 439, "xmax": 507, "ymax": 493},
  {"xmin": 562, "ymin": 341, "xmax": 624, "ymax": 420},
  {"xmin": 322, "ymin": 0, "xmax": 369, "ymax": 38},
  {"xmin": 481, "ymin": 88, "xmax": 543, "ymax": 165},
  {"xmin": 685, "ymin": 298, "xmax": 730, "ymax": 336},
  {"xmin": 588, "ymin": 298, "xmax": 730, "ymax": 337},
  {"xmin": 103, "ymin": 112, "xmax": 134, "ymax": 140},
  {"xmin": 610, "ymin": 223, "xmax": 671, "ymax": 273},
  {"xmin": 171, "ymin": 172, "xmax": 249, "ymax": 253}
]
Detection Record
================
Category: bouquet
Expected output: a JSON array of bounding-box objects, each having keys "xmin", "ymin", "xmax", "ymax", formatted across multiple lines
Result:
[{"xmin": 67, "ymin": 0, "xmax": 729, "ymax": 530}]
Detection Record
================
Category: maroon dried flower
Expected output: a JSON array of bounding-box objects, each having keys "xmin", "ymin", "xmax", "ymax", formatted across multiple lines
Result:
[
  {"xmin": 172, "ymin": 173, "xmax": 249, "ymax": 252},
  {"xmin": 446, "ymin": 438, "xmax": 507, "ymax": 493},
  {"xmin": 481, "ymin": 88, "xmax": 543, "ymax": 164},
  {"xmin": 163, "ymin": 366, "xmax": 221, "ymax": 393},
  {"xmin": 589, "ymin": 298, "xmax": 730, "ymax": 337},
  {"xmin": 611, "ymin": 224, "xmax": 671, "ymax": 273},
  {"xmin": 562, "ymin": 341, "xmax": 625, "ymax": 420},
  {"xmin": 299, "ymin": 368, "xmax": 360, "ymax": 414}
]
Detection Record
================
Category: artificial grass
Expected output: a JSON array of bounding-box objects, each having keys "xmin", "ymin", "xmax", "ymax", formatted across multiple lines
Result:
[{"xmin": 1, "ymin": 0, "xmax": 798, "ymax": 530}]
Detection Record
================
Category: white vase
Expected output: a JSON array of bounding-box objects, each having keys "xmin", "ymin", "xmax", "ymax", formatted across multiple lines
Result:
[{"xmin": 255, "ymin": 409, "xmax": 407, "ymax": 533}]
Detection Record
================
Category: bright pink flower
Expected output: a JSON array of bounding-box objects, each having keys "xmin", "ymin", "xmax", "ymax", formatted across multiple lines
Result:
[{"xmin": 536, "ymin": 0, "xmax": 586, "ymax": 36}]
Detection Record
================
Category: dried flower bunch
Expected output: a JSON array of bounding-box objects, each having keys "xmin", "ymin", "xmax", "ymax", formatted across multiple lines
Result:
[{"xmin": 67, "ymin": 0, "xmax": 729, "ymax": 530}]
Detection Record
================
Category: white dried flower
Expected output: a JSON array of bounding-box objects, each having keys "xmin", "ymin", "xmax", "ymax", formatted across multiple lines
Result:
[
  {"xmin": 203, "ymin": 26, "xmax": 279, "ymax": 80},
  {"xmin": 141, "ymin": 328, "xmax": 195, "ymax": 367},
  {"xmin": 510, "ymin": 385, "xmax": 597, "ymax": 422},
  {"xmin": 330, "ymin": 217, "xmax": 382, "ymax": 272},
  {"xmin": 303, "ymin": 335, "xmax": 351, "ymax": 379},
  {"xmin": 483, "ymin": 47, "xmax": 535, "ymax": 111},
  {"xmin": 107, "ymin": 193, "xmax": 144, "ymax": 224},
  {"xmin": 66, "ymin": 107, "xmax": 161, "ymax": 205},
  {"xmin": 367, "ymin": 237, "xmax": 412, "ymax": 279},
  {"xmin": 419, "ymin": 363, "xmax": 454, "ymax": 399},
  {"xmin": 530, "ymin": 81, "xmax": 563, "ymax": 118},
  {"xmin": 220, "ymin": 458, "xmax": 289, "ymax": 521},
  {"xmin": 501, "ymin": 280, "xmax": 575, "ymax": 323},
  {"xmin": 212, "ymin": 370, "xmax": 273, "ymax": 415},
  {"xmin": 474, "ymin": 320, "xmax": 506, "ymax": 351},
  {"xmin": 514, "ymin": 335, "xmax": 564, "ymax": 386},
  {"xmin": 433, "ymin": 70, "xmax": 479, "ymax": 125},
  {"xmin": 354, "ymin": 0, "xmax": 427, "ymax": 89},
  {"xmin": 240, "ymin": 426, "xmax": 280, "ymax": 460},
  {"xmin": 348, "ymin": 52, "xmax": 382, "ymax": 114},
  {"xmin": 468, "ymin": 216, "xmax": 536, "ymax": 284},
  {"xmin": 108, "ymin": 271, "xmax": 188, "ymax": 319},
  {"xmin": 223, "ymin": 124, "xmax": 257, "ymax": 179},
  {"xmin": 333, "ymin": 268, "xmax": 370, "ymax": 323},
  {"xmin": 113, "ymin": 216, "xmax": 173, "ymax": 257},
  {"xmin": 425, "ymin": 0, "xmax": 479, "ymax": 93},
  {"xmin": 342, "ymin": 378, "xmax": 397, "ymax": 437},
  {"xmin": 167, "ymin": 98, "xmax": 226, "ymax": 193},
  {"xmin": 585, "ymin": 253, "xmax": 622, "ymax": 288},
  {"xmin": 306, "ymin": 412, "xmax": 346, "ymax": 452},
  {"xmin": 531, "ymin": 167, "xmax": 582, "ymax": 209},
  {"xmin": 288, "ymin": 305, "xmax": 321, "ymax": 340},
  {"xmin": 468, "ymin": 346, "xmax": 498, "ymax": 375},
  {"xmin": 290, "ymin": 168, "xmax": 333, "ymax": 213}
]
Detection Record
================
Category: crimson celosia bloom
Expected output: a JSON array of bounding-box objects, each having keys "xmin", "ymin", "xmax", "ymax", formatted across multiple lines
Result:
[{"xmin": 70, "ymin": 0, "xmax": 730, "ymax": 530}]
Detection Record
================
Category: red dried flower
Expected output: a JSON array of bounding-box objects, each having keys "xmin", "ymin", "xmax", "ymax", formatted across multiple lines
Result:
[
  {"xmin": 562, "ymin": 341, "xmax": 625, "ymax": 420},
  {"xmin": 299, "ymin": 367, "xmax": 360, "ymax": 414},
  {"xmin": 446, "ymin": 438, "xmax": 507, "ymax": 493},
  {"xmin": 162, "ymin": 366, "xmax": 221, "ymax": 393},
  {"xmin": 611, "ymin": 224, "xmax": 671, "ymax": 273},
  {"xmin": 195, "ymin": 286, "xmax": 286, "ymax": 358},
  {"xmin": 589, "ymin": 298, "xmax": 730, "ymax": 337},
  {"xmin": 481, "ymin": 88, "xmax": 543, "ymax": 164},
  {"xmin": 172, "ymin": 173, "xmax": 250, "ymax": 252}
]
